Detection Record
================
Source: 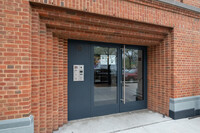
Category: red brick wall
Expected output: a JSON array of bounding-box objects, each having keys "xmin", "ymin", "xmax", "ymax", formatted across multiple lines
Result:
[
  {"xmin": 148, "ymin": 33, "xmax": 174, "ymax": 115},
  {"xmin": 30, "ymin": 0, "xmax": 200, "ymax": 15},
  {"xmin": 31, "ymin": 10, "xmax": 40, "ymax": 133},
  {"xmin": 173, "ymin": 27, "xmax": 200, "ymax": 97},
  {"xmin": 40, "ymin": 22, "xmax": 47, "ymax": 133},
  {"xmin": 1, "ymin": 0, "xmax": 200, "ymax": 133},
  {"xmin": 52, "ymin": 37, "xmax": 59, "ymax": 131},
  {"xmin": 0, "ymin": 0, "xmax": 31, "ymax": 120},
  {"xmin": 30, "ymin": 13, "xmax": 69, "ymax": 131}
]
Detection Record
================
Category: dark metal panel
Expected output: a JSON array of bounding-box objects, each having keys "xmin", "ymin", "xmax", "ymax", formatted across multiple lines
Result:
[
  {"xmin": 68, "ymin": 40, "xmax": 91, "ymax": 120},
  {"xmin": 169, "ymin": 109, "xmax": 195, "ymax": 119},
  {"xmin": 143, "ymin": 47, "xmax": 148, "ymax": 107}
]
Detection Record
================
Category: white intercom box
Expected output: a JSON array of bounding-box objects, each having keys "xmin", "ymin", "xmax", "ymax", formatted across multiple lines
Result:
[{"xmin": 73, "ymin": 65, "xmax": 84, "ymax": 81}]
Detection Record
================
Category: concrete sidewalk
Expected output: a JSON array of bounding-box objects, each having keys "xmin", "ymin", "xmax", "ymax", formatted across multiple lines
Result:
[
  {"xmin": 118, "ymin": 116, "xmax": 200, "ymax": 133},
  {"xmin": 54, "ymin": 110, "xmax": 200, "ymax": 133}
]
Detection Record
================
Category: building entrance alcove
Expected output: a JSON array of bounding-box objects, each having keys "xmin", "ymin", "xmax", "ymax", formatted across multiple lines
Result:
[{"xmin": 30, "ymin": 2, "xmax": 173, "ymax": 132}]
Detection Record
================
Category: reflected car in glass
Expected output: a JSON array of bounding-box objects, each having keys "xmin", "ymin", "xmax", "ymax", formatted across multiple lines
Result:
[{"xmin": 122, "ymin": 69, "xmax": 138, "ymax": 82}]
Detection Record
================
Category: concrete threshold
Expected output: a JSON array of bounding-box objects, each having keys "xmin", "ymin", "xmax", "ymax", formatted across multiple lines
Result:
[{"xmin": 54, "ymin": 109, "xmax": 172, "ymax": 133}]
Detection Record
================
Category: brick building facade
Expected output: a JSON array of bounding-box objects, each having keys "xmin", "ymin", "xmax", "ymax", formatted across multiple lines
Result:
[{"xmin": 0, "ymin": 0, "xmax": 200, "ymax": 133}]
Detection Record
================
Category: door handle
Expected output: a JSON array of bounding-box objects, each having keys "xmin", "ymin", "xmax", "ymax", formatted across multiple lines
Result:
[
  {"xmin": 120, "ymin": 80, "xmax": 125, "ymax": 103},
  {"xmin": 122, "ymin": 45, "xmax": 126, "ymax": 104}
]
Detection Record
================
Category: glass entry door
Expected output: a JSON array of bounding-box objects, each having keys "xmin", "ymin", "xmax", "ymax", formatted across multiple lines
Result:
[
  {"xmin": 92, "ymin": 45, "xmax": 119, "ymax": 116},
  {"xmin": 120, "ymin": 45, "xmax": 147, "ymax": 112},
  {"xmin": 68, "ymin": 40, "xmax": 146, "ymax": 120},
  {"xmin": 92, "ymin": 44, "xmax": 147, "ymax": 116},
  {"xmin": 94, "ymin": 46, "xmax": 118, "ymax": 106}
]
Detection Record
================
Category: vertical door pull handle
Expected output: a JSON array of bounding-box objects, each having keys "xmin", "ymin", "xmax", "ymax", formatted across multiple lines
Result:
[{"xmin": 123, "ymin": 45, "xmax": 126, "ymax": 104}]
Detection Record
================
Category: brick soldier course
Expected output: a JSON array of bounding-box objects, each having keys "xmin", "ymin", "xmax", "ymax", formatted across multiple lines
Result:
[{"xmin": 0, "ymin": 0, "xmax": 200, "ymax": 133}]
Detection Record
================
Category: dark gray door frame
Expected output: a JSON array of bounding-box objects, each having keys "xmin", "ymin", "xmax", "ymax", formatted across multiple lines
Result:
[{"xmin": 68, "ymin": 39, "xmax": 147, "ymax": 120}]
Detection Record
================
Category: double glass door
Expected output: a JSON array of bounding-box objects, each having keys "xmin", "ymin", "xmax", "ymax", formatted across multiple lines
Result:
[
  {"xmin": 93, "ymin": 44, "xmax": 147, "ymax": 115},
  {"xmin": 68, "ymin": 40, "xmax": 147, "ymax": 120}
]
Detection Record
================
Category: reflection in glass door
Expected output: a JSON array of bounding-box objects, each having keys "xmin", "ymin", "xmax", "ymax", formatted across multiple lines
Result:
[
  {"xmin": 93, "ymin": 44, "xmax": 146, "ymax": 115},
  {"xmin": 121, "ymin": 46, "xmax": 144, "ymax": 104},
  {"xmin": 94, "ymin": 46, "xmax": 118, "ymax": 106}
]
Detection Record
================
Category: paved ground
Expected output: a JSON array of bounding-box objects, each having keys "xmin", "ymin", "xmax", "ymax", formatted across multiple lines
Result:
[{"xmin": 54, "ymin": 109, "xmax": 200, "ymax": 133}]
